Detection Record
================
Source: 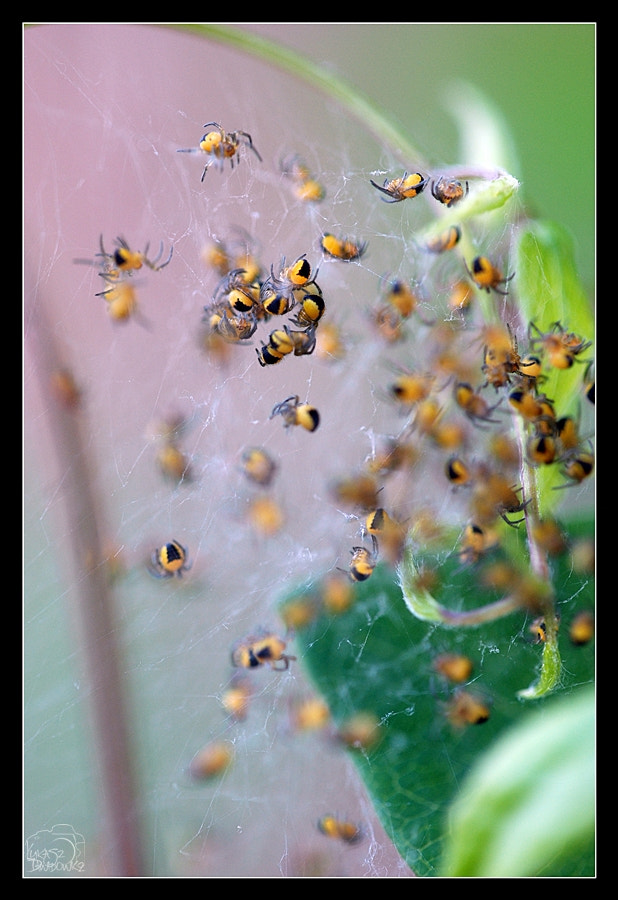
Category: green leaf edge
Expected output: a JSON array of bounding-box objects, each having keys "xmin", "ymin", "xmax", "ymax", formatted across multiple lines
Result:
[{"xmin": 439, "ymin": 683, "xmax": 595, "ymax": 877}]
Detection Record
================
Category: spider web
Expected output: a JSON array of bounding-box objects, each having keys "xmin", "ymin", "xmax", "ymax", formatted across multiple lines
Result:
[
  {"xmin": 24, "ymin": 23, "xmax": 426, "ymax": 877},
  {"xmin": 24, "ymin": 24, "xmax": 592, "ymax": 878}
]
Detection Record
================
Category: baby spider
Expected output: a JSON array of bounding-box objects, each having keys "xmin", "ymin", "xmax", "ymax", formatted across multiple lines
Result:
[
  {"xmin": 425, "ymin": 225, "xmax": 462, "ymax": 254},
  {"xmin": 256, "ymin": 327, "xmax": 296, "ymax": 367},
  {"xmin": 96, "ymin": 235, "xmax": 173, "ymax": 274},
  {"xmin": 270, "ymin": 395, "xmax": 320, "ymax": 432},
  {"xmin": 444, "ymin": 689, "xmax": 491, "ymax": 727},
  {"xmin": 528, "ymin": 321, "xmax": 592, "ymax": 370},
  {"xmin": 213, "ymin": 267, "xmax": 263, "ymax": 316},
  {"xmin": 345, "ymin": 536, "xmax": 379, "ymax": 583},
  {"xmin": 268, "ymin": 254, "xmax": 320, "ymax": 298},
  {"xmin": 75, "ymin": 235, "xmax": 172, "ymax": 278},
  {"xmin": 457, "ymin": 522, "xmax": 499, "ymax": 566},
  {"xmin": 207, "ymin": 305, "xmax": 259, "ymax": 343},
  {"xmin": 465, "ymin": 256, "xmax": 515, "ymax": 295},
  {"xmin": 177, "ymin": 122, "xmax": 262, "ymax": 180},
  {"xmin": 95, "ymin": 273, "xmax": 152, "ymax": 327},
  {"xmin": 203, "ymin": 226, "xmax": 264, "ymax": 283},
  {"xmin": 289, "ymin": 283, "xmax": 326, "ymax": 328},
  {"xmin": 260, "ymin": 283, "xmax": 295, "ymax": 318},
  {"xmin": 231, "ymin": 631, "xmax": 295, "ymax": 671},
  {"xmin": 321, "ymin": 232, "xmax": 367, "ymax": 261},
  {"xmin": 370, "ymin": 171, "xmax": 429, "ymax": 203},
  {"xmin": 454, "ymin": 382, "xmax": 503, "ymax": 428},
  {"xmin": 553, "ymin": 448, "xmax": 595, "ymax": 489},
  {"xmin": 241, "ymin": 447, "xmax": 278, "ymax": 487},
  {"xmin": 256, "ymin": 325, "xmax": 317, "ymax": 366},
  {"xmin": 148, "ymin": 540, "xmax": 191, "ymax": 579},
  {"xmin": 280, "ymin": 153, "xmax": 326, "ymax": 203},
  {"xmin": 431, "ymin": 176, "xmax": 469, "ymax": 207},
  {"xmin": 317, "ymin": 815, "xmax": 364, "ymax": 845}
]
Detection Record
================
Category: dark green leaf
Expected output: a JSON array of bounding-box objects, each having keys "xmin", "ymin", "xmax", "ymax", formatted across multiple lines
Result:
[{"xmin": 279, "ymin": 516, "xmax": 594, "ymax": 876}]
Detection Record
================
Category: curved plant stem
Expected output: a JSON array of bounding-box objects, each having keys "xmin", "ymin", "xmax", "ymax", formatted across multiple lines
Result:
[
  {"xmin": 397, "ymin": 547, "xmax": 524, "ymax": 628},
  {"xmin": 398, "ymin": 535, "xmax": 562, "ymax": 698},
  {"xmin": 25, "ymin": 291, "xmax": 145, "ymax": 876}
]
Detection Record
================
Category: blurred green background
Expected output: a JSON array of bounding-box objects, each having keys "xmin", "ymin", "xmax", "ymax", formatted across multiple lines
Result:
[{"xmin": 244, "ymin": 23, "xmax": 595, "ymax": 296}]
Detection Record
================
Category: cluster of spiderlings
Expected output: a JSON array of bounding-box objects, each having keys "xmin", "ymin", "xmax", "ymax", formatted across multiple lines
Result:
[
  {"xmin": 235, "ymin": 153, "xmax": 593, "ymax": 625},
  {"xmin": 201, "ymin": 238, "xmax": 326, "ymax": 376},
  {"xmin": 189, "ymin": 138, "xmax": 594, "ymax": 670},
  {"xmin": 76, "ymin": 234, "xmax": 173, "ymax": 324},
  {"xmin": 99, "ymin": 127, "xmax": 594, "ymax": 624},
  {"xmin": 79, "ymin": 121, "xmax": 594, "ymax": 861}
]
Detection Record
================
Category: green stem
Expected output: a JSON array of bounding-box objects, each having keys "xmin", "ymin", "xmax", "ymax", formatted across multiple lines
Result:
[
  {"xmin": 398, "ymin": 545, "xmax": 524, "ymax": 627},
  {"xmin": 517, "ymin": 636, "xmax": 562, "ymax": 700},
  {"xmin": 512, "ymin": 412, "xmax": 550, "ymax": 582},
  {"xmin": 511, "ymin": 410, "xmax": 562, "ymax": 698}
]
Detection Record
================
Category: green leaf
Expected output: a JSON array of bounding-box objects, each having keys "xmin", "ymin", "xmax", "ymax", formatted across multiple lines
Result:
[
  {"xmin": 517, "ymin": 220, "xmax": 593, "ymax": 379},
  {"xmin": 514, "ymin": 222, "xmax": 595, "ymax": 511},
  {"xmin": 516, "ymin": 220, "xmax": 594, "ymax": 342},
  {"xmin": 439, "ymin": 684, "xmax": 595, "ymax": 877},
  {"xmin": 443, "ymin": 80, "xmax": 521, "ymax": 174},
  {"xmin": 279, "ymin": 517, "xmax": 594, "ymax": 876}
]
